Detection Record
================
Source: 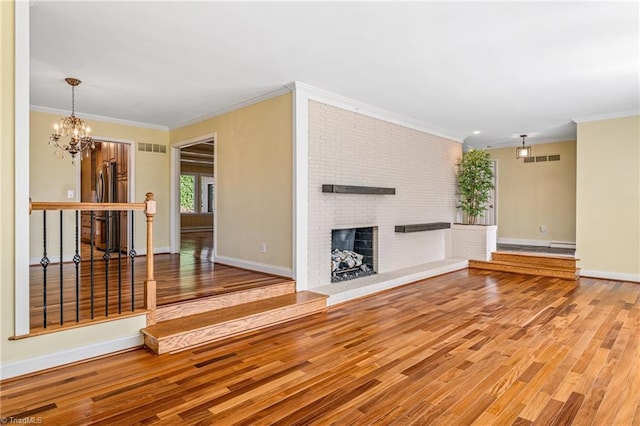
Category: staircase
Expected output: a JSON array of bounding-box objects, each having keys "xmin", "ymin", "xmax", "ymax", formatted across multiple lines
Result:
[
  {"xmin": 469, "ymin": 251, "xmax": 580, "ymax": 280},
  {"xmin": 141, "ymin": 281, "xmax": 327, "ymax": 354}
]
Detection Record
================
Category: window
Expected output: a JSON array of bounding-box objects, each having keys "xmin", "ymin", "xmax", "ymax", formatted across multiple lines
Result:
[
  {"xmin": 180, "ymin": 174, "xmax": 196, "ymax": 213},
  {"xmin": 180, "ymin": 173, "xmax": 214, "ymax": 214},
  {"xmin": 200, "ymin": 176, "xmax": 215, "ymax": 213}
]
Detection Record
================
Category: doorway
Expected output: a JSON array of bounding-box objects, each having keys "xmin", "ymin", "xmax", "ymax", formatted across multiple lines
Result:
[
  {"xmin": 79, "ymin": 140, "xmax": 131, "ymax": 257},
  {"xmin": 177, "ymin": 139, "xmax": 215, "ymax": 260}
]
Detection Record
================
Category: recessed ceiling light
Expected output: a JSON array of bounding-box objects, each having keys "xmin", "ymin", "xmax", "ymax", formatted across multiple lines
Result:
[{"xmin": 472, "ymin": 130, "xmax": 481, "ymax": 135}]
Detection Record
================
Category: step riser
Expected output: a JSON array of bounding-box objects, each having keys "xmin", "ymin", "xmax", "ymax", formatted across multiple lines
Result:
[
  {"xmin": 469, "ymin": 260, "xmax": 579, "ymax": 280},
  {"xmin": 147, "ymin": 299, "xmax": 326, "ymax": 354},
  {"xmin": 156, "ymin": 281, "xmax": 296, "ymax": 322},
  {"xmin": 491, "ymin": 253, "xmax": 576, "ymax": 271}
]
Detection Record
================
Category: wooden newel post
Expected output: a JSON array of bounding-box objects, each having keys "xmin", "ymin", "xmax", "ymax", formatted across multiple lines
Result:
[{"xmin": 144, "ymin": 192, "xmax": 157, "ymax": 325}]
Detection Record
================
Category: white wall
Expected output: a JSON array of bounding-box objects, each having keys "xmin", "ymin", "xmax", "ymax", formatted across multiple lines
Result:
[{"xmin": 306, "ymin": 100, "xmax": 461, "ymax": 288}]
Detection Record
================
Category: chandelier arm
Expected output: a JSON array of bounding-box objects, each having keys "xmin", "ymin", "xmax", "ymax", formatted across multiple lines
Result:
[{"xmin": 49, "ymin": 77, "xmax": 93, "ymax": 164}]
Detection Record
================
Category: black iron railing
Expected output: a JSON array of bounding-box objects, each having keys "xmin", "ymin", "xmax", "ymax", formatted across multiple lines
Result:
[{"xmin": 28, "ymin": 193, "xmax": 157, "ymax": 332}]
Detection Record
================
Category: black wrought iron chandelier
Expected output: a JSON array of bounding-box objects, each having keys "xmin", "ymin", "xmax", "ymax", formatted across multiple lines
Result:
[
  {"xmin": 516, "ymin": 134, "xmax": 532, "ymax": 159},
  {"xmin": 49, "ymin": 77, "xmax": 94, "ymax": 165}
]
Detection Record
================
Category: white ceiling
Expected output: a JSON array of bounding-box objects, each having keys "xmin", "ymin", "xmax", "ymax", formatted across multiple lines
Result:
[{"xmin": 30, "ymin": 1, "xmax": 639, "ymax": 149}]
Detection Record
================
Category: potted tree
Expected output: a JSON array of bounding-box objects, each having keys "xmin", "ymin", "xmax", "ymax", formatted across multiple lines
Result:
[
  {"xmin": 452, "ymin": 148, "xmax": 497, "ymax": 261},
  {"xmin": 457, "ymin": 148, "xmax": 494, "ymax": 224}
]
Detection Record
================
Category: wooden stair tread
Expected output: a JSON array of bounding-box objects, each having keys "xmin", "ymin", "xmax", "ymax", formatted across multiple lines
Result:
[
  {"xmin": 471, "ymin": 259, "xmax": 576, "ymax": 273},
  {"xmin": 142, "ymin": 291, "xmax": 326, "ymax": 340},
  {"xmin": 469, "ymin": 259, "xmax": 580, "ymax": 280},
  {"xmin": 155, "ymin": 281, "xmax": 296, "ymax": 321},
  {"xmin": 490, "ymin": 251, "xmax": 578, "ymax": 271},
  {"xmin": 492, "ymin": 251, "xmax": 579, "ymax": 262}
]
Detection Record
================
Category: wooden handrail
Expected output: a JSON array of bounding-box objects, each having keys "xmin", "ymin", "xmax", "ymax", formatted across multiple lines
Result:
[{"xmin": 30, "ymin": 200, "xmax": 146, "ymax": 213}]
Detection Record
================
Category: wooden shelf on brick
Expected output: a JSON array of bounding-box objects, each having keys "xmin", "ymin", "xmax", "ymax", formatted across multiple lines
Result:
[
  {"xmin": 395, "ymin": 222, "xmax": 451, "ymax": 233},
  {"xmin": 322, "ymin": 184, "xmax": 395, "ymax": 195}
]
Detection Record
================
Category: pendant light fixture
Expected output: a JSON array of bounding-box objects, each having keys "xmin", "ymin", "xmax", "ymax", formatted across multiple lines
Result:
[
  {"xmin": 49, "ymin": 77, "xmax": 94, "ymax": 165},
  {"xmin": 516, "ymin": 134, "xmax": 532, "ymax": 159}
]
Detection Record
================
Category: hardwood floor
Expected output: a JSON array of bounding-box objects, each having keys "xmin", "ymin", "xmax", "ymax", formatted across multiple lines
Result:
[
  {"xmin": 5, "ymin": 269, "xmax": 640, "ymax": 425},
  {"xmin": 27, "ymin": 232, "xmax": 292, "ymax": 332}
]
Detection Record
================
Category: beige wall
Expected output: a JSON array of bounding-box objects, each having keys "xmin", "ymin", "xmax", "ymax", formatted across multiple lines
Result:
[
  {"xmin": 2, "ymin": 2, "xmax": 146, "ymax": 377},
  {"xmin": 488, "ymin": 140, "xmax": 577, "ymax": 244},
  {"xmin": 170, "ymin": 93, "xmax": 293, "ymax": 270},
  {"xmin": 576, "ymin": 115, "xmax": 640, "ymax": 278},
  {"xmin": 29, "ymin": 110, "xmax": 171, "ymax": 257}
]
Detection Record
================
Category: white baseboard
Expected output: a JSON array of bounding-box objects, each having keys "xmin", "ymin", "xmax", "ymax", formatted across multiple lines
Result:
[
  {"xmin": 136, "ymin": 246, "xmax": 171, "ymax": 256},
  {"xmin": 0, "ymin": 333, "xmax": 143, "ymax": 380},
  {"xmin": 181, "ymin": 227, "xmax": 213, "ymax": 233},
  {"xmin": 497, "ymin": 238, "xmax": 577, "ymax": 249},
  {"xmin": 580, "ymin": 269, "xmax": 640, "ymax": 283},
  {"xmin": 498, "ymin": 238, "xmax": 550, "ymax": 247},
  {"xmin": 214, "ymin": 255, "xmax": 293, "ymax": 278},
  {"xmin": 550, "ymin": 241, "xmax": 577, "ymax": 249}
]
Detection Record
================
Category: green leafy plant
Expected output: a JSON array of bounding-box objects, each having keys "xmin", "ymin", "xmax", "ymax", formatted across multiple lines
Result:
[
  {"xmin": 180, "ymin": 174, "xmax": 195, "ymax": 213},
  {"xmin": 457, "ymin": 149, "xmax": 494, "ymax": 225}
]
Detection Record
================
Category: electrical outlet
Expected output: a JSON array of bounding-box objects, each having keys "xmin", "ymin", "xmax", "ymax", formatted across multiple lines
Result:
[
  {"xmin": 540, "ymin": 225, "xmax": 547, "ymax": 233},
  {"xmin": 67, "ymin": 190, "xmax": 74, "ymax": 199},
  {"xmin": 260, "ymin": 242, "xmax": 267, "ymax": 253}
]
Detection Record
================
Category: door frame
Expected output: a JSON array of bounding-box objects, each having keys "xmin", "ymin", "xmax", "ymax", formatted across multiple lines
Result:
[
  {"xmin": 75, "ymin": 136, "xmax": 136, "ymax": 250},
  {"xmin": 170, "ymin": 133, "xmax": 217, "ymax": 258}
]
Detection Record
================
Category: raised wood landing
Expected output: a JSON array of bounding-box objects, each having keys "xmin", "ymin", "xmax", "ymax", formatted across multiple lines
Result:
[
  {"xmin": 28, "ymin": 252, "xmax": 293, "ymax": 332},
  {"xmin": 3, "ymin": 270, "xmax": 639, "ymax": 424},
  {"xmin": 469, "ymin": 251, "xmax": 580, "ymax": 280},
  {"xmin": 142, "ymin": 291, "xmax": 327, "ymax": 354}
]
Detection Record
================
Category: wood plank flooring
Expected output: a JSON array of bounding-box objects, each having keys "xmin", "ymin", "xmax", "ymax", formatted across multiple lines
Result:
[{"xmin": 4, "ymin": 269, "xmax": 640, "ymax": 424}]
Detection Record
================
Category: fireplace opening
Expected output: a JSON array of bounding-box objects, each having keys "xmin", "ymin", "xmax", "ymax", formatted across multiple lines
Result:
[{"xmin": 331, "ymin": 227, "xmax": 377, "ymax": 282}]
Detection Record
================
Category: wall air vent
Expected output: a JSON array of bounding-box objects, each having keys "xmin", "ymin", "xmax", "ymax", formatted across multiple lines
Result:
[
  {"xmin": 549, "ymin": 154, "xmax": 561, "ymax": 161},
  {"xmin": 524, "ymin": 157, "xmax": 535, "ymax": 163},
  {"xmin": 536, "ymin": 155, "xmax": 548, "ymax": 162},
  {"xmin": 139, "ymin": 143, "xmax": 167, "ymax": 154}
]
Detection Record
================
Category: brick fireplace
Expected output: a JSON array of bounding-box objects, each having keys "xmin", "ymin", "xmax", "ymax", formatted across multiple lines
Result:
[
  {"xmin": 331, "ymin": 227, "xmax": 378, "ymax": 282},
  {"xmin": 305, "ymin": 99, "xmax": 461, "ymax": 290}
]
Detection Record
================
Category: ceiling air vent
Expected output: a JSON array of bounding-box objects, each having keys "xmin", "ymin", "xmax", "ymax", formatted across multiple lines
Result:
[
  {"xmin": 549, "ymin": 154, "xmax": 561, "ymax": 161},
  {"xmin": 536, "ymin": 155, "xmax": 548, "ymax": 162},
  {"xmin": 139, "ymin": 143, "xmax": 167, "ymax": 154},
  {"xmin": 524, "ymin": 157, "xmax": 535, "ymax": 163}
]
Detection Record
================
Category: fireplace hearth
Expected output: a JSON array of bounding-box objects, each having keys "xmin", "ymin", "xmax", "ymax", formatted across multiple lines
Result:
[{"xmin": 331, "ymin": 227, "xmax": 377, "ymax": 282}]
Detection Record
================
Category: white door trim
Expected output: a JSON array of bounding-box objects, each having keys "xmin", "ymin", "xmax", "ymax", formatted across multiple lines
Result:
[{"xmin": 169, "ymin": 133, "xmax": 217, "ymax": 257}]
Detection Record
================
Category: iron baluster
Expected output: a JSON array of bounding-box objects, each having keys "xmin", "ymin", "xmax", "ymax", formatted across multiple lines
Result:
[
  {"xmin": 40, "ymin": 211, "xmax": 50, "ymax": 328},
  {"xmin": 117, "ymin": 211, "xmax": 122, "ymax": 314},
  {"xmin": 129, "ymin": 211, "xmax": 136, "ymax": 311},
  {"xmin": 90, "ymin": 210, "xmax": 95, "ymax": 319},
  {"xmin": 104, "ymin": 211, "xmax": 111, "ymax": 316},
  {"xmin": 74, "ymin": 210, "xmax": 81, "ymax": 322},
  {"xmin": 59, "ymin": 210, "xmax": 64, "ymax": 325}
]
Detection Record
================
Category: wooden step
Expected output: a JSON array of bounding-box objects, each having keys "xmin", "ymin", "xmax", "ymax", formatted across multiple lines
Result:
[
  {"xmin": 469, "ymin": 259, "xmax": 580, "ymax": 280},
  {"xmin": 156, "ymin": 280, "xmax": 296, "ymax": 321},
  {"xmin": 141, "ymin": 291, "xmax": 327, "ymax": 354},
  {"xmin": 491, "ymin": 251, "xmax": 578, "ymax": 271}
]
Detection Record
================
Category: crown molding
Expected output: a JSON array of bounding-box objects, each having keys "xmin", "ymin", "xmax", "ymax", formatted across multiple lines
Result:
[
  {"xmin": 288, "ymin": 81, "xmax": 463, "ymax": 143},
  {"xmin": 30, "ymin": 105, "xmax": 169, "ymax": 131},
  {"xmin": 169, "ymin": 86, "xmax": 292, "ymax": 130},
  {"xmin": 572, "ymin": 110, "xmax": 640, "ymax": 124}
]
